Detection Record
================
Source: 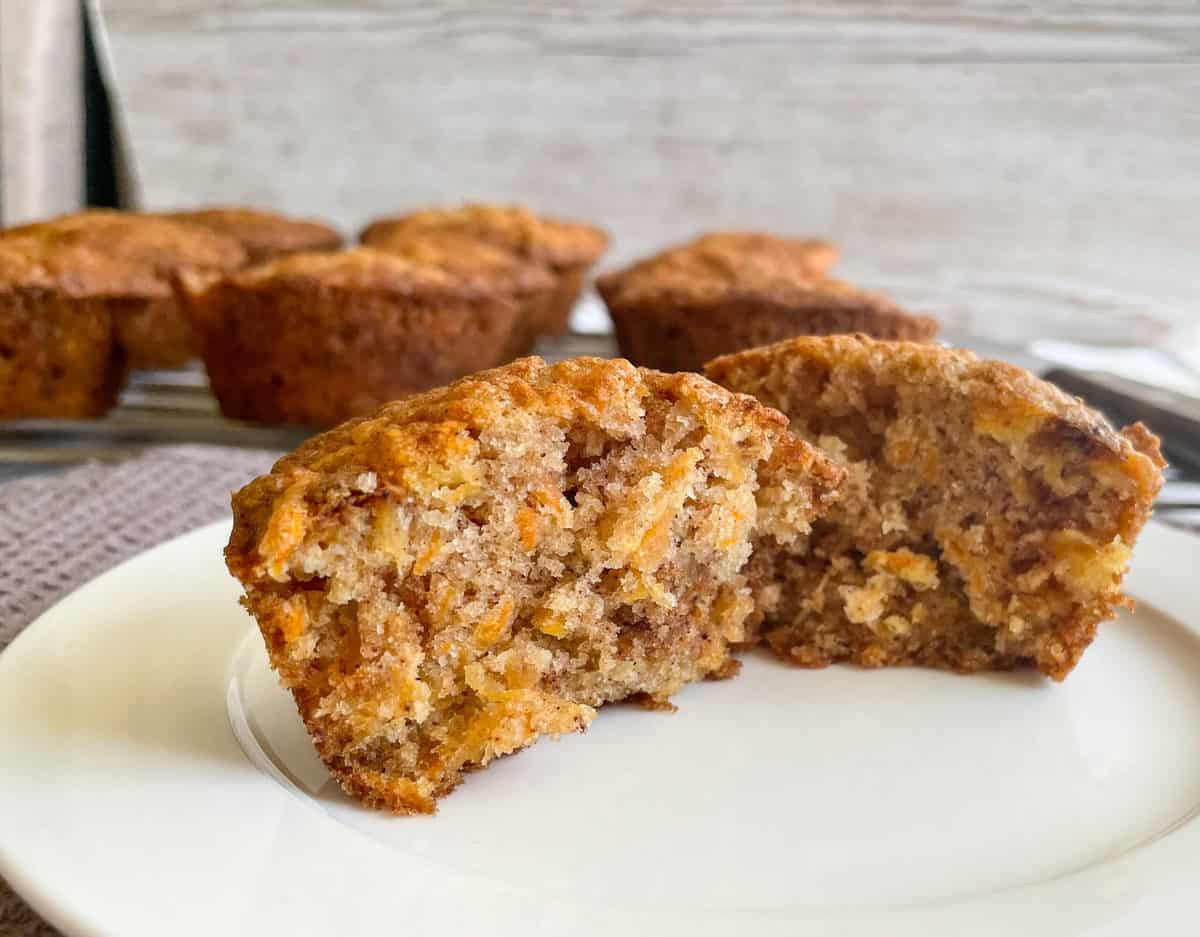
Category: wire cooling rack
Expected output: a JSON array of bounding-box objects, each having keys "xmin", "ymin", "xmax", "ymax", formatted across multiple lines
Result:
[{"xmin": 0, "ymin": 333, "xmax": 619, "ymax": 482}]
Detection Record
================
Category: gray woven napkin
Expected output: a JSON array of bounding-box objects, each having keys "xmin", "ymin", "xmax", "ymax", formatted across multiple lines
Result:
[{"xmin": 0, "ymin": 445, "xmax": 278, "ymax": 937}]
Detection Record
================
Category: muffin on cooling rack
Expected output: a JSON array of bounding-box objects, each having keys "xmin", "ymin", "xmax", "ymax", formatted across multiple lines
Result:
[
  {"xmin": 178, "ymin": 247, "xmax": 524, "ymax": 427},
  {"xmin": 597, "ymin": 231, "xmax": 938, "ymax": 373},
  {"xmin": 360, "ymin": 203, "xmax": 608, "ymax": 339},
  {"xmin": 163, "ymin": 207, "xmax": 342, "ymax": 264},
  {"xmin": 226, "ymin": 356, "xmax": 843, "ymax": 812},
  {"xmin": 707, "ymin": 334, "xmax": 1165, "ymax": 680},
  {"xmin": 355, "ymin": 229, "xmax": 557, "ymax": 356},
  {"xmin": 2, "ymin": 210, "xmax": 246, "ymax": 368},
  {"xmin": 0, "ymin": 236, "xmax": 131, "ymax": 418}
]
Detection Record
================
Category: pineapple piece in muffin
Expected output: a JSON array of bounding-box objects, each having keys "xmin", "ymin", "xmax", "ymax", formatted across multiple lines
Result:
[
  {"xmin": 226, "ymin": 357, "xmax": 842, "ymax": 813},
  {"xmin": 706, "ymin": 334, "xmax": 1164, "ymax": 680}
]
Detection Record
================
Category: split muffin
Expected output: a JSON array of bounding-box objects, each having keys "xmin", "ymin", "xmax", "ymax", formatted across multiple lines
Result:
[
  {"xmin": 355, "ymin": 229, "xmax": 557, "ymax": 357},
  {"xmin": 226, "ymin": 356, "xmax": 843, "ymax": 812},
  {"xmin": 163, "ymin": 206, "xmax": 343, "ymax": 263},
  {"xmin": 707, "ymin": 334, "xmax": 1165, "ymax": 680},
  {"xmin": 2, "ymin": 209, "xmax": 246, "ymax": 368},
  {"xmin": 178, "ymin": 247, "xmax": 524, "ymax": 426},
  {"xmin": 598, "ymin": 232, "xmax": 937, "ymax": 373},
  {"xmin": 360, "ymin": 203, "xmax": 608, "ymax": 338},
  {"xmin": 0, "ymin": 236, "xmax": 131, "ymax": 418}
]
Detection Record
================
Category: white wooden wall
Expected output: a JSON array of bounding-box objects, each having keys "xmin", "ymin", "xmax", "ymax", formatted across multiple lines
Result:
[{"xmin": 90, "ymin": 3, "xmax": 1200, "ymax": 347}]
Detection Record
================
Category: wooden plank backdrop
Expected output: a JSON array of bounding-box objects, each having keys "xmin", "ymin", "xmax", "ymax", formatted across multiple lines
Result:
[{"xmin": 96, "ymin": 2, "xmax": 1200, "ymax": 348}]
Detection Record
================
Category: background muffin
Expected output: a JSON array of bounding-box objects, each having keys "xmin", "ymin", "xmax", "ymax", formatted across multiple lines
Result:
[
  {"xmin": 360, "ymin": 203, "xmax": 608, "ymax": 338},
  {"xmin": 356, "ymin": 229, "xmax": 556, "ymax": 356},
  {"xmin": 598, "ymin": 231, "xmax": 938, "ymax": 373},
  {"xmin": 178, "ymin": 247, "xmax": 523, "ymax": 427},
  {"xmin": 610, "ymin": 232, "xmax": 841, "ymax": 288},
  {"xmin": 2, "ymin": 210, "xmax": 246, "ymax": 368},
  {"xmin": 162, "ymin": 207, "xmax": 343, "ymax": 263},
  {"xmin": 0, "ymin": 236, "xmax": 133, "ymax": 418}
]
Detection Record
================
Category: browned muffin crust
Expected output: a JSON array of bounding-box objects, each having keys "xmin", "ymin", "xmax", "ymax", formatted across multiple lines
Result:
[
  {"xmin": 707, "ymin": 334, "xmax": 1165, "ymax": 680},
  {"xmin": 4, "ymin": 209, "xmax": 246, "ymax": 289},
  {"xmin": 163, "ymin": 207, "xmax": 343, "ymax": 263},
  {"xmin": 0, "ymin": 236, "xmax": 127, "ymax": 418},
  {"xmin": 612, "ymin": 277, "xmax": 938, "ymax": 374},
  {"xmin": 356, "ymin": 229, "xmax": 553, "ymax": 295},
  {"xmin": 0, "ymin": 231, "xmax": 158, "ymax": 298},
  {"xmin": 179, "ymin": 247, "xmax": 524, "ymax": 427},
  {"xmin": 2, "ymin": 209, "xmax": 247, "ymax": 368},
  {"xmin": 222, "ymin": 245, "xmax": 510, "ymax": 293},
  {"xmin": 227, "ymin": 356, "xmax": 842, "ymax": 812},
  {"xmin": 357, "ymin": 229, "xmax": 557, "ymax": 356},
  {"xmin": 597, "ymin": 232, "xmax": 937, "ymax": 373},
  {"xmin": 360, "ymin": 203, "xmax": 609, "ymax": 337},
  {"xmin": 597, "ymin": 231, "xmax": 840, "ymax": 307},
  {"xmin": 360, "ymin": 204, "xmax": 608, "ymax": 270}
]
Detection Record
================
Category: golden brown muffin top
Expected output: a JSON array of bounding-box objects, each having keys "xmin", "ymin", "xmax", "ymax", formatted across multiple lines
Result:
[
  {"xmin": 705, "ymin": 333, "xmax": 1166, "ymax": 503},
  {"xmin": 198, "ymin": 246, "xmax": 496, "ymax": 299},
  {"xmin": 228, "ymin": 355, "xmax": 837, "ymax": 562},
  {"xmin": 0, "ymin": 233, "xmax": 162, "ymax": 298},
  {"xmin": 596, "ymin": 231, "xmax": 840, "ymax": 307},
  {"xmin": 354, "ymin": 229, "xmax": 555, "ymax": 296},
  {"xmin": 2, "ymin": 209, "xmax": 247, "ymax": 297},
  {"xmin": 360, "ymin": 203, "xmax": 609, "ymax": 270},
  {"xmin": 162, "ymin": 207, "xmax": 343, "ymax": 263}
]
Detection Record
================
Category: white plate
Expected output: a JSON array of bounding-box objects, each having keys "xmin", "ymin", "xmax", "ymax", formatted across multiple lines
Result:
[{"xmin": 2, "ymin": 521, "xmax": 1199, "ymax": 936}]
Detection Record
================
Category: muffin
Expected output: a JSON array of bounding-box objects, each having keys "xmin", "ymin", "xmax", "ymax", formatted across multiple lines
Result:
[
  {"xmin": 178, "ymin": 247, "xmax": 524, "ymax": 427},
  {"xmin": 355, "ymin": 229, "xmax": 557, "ymax": 357},
  {"xmin": 598, "ymin": 232, "xmax": 937, "ymax": 373},
  {"xmin": 2, "ymin": 209, "xmax": 246, "ymax": 368},
  {"xmin": 706, "ymin": 334, "xmax": 1165, "ymax": 680},
  {"xmin": 226, "ymin": 356, "xmax": 843, "ymax": 812},
  {"xmin": 360, "ymin": 203, "xmax": 608, "ymax": 338},
  {"xmin": 0, "ymin": 236, "xmax": 132, "ymax": 418},
  {"xmin": 163, "ymin": 207, "xmax": 343, "ymax": 263}
]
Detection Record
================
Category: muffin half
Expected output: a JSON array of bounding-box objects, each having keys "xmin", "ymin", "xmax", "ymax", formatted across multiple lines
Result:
[
  {"xmin": 707, "ymin": 334, "xmax": 1165, "ymax": 680},
  {"xmin": 2, "ymin": 209, "xmax": 246, "ymax": 368},
  {"xmin": 599, "ymin": 232, "xmax": 936, "ymax": 373},
  {"xmin": 227, "ymin": 356, "xmax": 843, "ymax": 812},
  {"xmin": 163, "ymin": 207, "xmax": 342, "ymax": 263},
  {"xmin": 179, "ymin": 247, "xmax": 523, "ymax": 426},
  {"xmin": 360, "ymin": 203, "xmax": 608, "ymax": 338}
]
